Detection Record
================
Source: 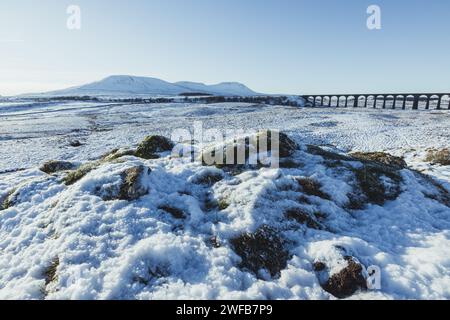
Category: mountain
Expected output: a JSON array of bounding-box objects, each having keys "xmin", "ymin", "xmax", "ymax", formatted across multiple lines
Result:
[{"xmin": 42, "ymin": 75, "xmax": 260, "ymax": 97}]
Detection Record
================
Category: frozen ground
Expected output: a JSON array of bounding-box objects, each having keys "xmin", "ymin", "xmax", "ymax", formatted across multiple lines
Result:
[{"xmin": 0, "ymin": 100, "xmax": 449, "ymax": 300}]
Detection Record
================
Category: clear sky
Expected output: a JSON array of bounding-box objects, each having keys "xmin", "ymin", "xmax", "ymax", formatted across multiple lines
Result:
[{"xmin": 1, "ymin": 0, "xmax": 449, "ymax": 95}]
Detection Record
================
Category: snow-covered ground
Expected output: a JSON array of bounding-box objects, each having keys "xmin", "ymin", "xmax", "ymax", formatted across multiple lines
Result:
[
  {"xmin": 0, "ymin": 100, "xmax": 449, "ymax": 300},
  {"xmin": 1, "ymin": 101, "xmax": 449, "ymax": 181}
]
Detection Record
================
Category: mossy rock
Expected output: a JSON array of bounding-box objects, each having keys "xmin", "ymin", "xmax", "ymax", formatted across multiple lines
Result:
[
  {"xmin": 135, "ymin": 135, "xmax": 174, "ymax": 160},
  {"xmin": 230, "ymin": 225, "xmax": 289, "ymax": 278},
  {"xmin": 63, "ymin": 162, "xmax": 98, "ymax": 186},
  {"xmin": 40, "ymin": 161, "xmax": 77, "ymax": 174},
  {"xmin": 425, "ymin": 149, "xmax": 450, "ymax": 166},
  {"xmin": 202, "ymin": 130, "xmax": 297, "ymax": 169},
  {"xmin": 351, "ymin": 152, "xmax": 407, "ymax": 170},
  {"xmin": 201, "ymin": 140, "xmax": 255, "ymax": 168}
]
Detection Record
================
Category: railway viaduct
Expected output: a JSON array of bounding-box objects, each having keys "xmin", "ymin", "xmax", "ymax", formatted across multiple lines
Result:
[{"xmin": 301, "ymin": 93, "xmax": 450, "ymax": 109}]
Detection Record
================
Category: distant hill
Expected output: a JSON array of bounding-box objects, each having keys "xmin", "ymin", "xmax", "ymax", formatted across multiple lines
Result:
[{"xmin": 39, "ymin": 75, "xmax": 261, "ymax": 97}]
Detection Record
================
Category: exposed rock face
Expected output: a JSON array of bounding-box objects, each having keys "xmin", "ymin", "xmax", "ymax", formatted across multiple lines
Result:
[
  {"xmin": 135, "ymin": 136, "xmax": 174, "ymax": 160},
  {"xmin": 40, "ymin": 161, "xmax": 77, "ymax": 174},
  {"xmin": 230, "ymin": 225, "xmax": 289, "ymax": 279}
]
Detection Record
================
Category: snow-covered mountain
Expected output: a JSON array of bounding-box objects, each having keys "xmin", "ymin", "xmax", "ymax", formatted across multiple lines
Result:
[{"xmin": 42, "ymin": 75, "xmax": 260, "ymax": 97}]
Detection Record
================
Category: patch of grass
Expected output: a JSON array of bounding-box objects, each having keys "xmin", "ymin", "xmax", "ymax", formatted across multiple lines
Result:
[
  {"xmin": 132, "ymin": 265, "xmax": 170, "ymax": 286},
  {"xmin": 351, "ymin": 163, "xmax": 402, "ymax": 207},
  {"xmin": 256, "ymin": 130, "xmax": 298, "ymax": 158},
  {"xmin": 284, "ymin": 207, "xmax": 322, "ymax": 229},
  {"xmin": 101, "ymin": 149, "xmax": 137, "ymax": 162},
  {"xmin": 297, "ymin": 195, "xmax": 312, "ymax": 205},
  {"xmin": 230, "ymin": 225, "xmax": 289, "ymax": 279},
  {"xmin": 44, "ymin": 257, "xmax": 60, "ymax": 286},
  {"xmin": 296, "ymin": 178, "xmax": 331, "ymax": 200},
  {"xmin": 194, "ymin": 171, "xmax": 224, "ymax": 185},
  {"xmin": 313, "ymin": 262, "xmax": 326, "ymax": 272},
  {"xmin": 425, "ymin": 149, "xmax": 450, "ymax": 166},
  {"xmin": 0, "ymin": 189, "xmax": 16, "ymax": 211},
  {"xmin": 279, "ymin": 158, "xmax": 303, "ymax": 169},
  {"xmin": 320, "ymin": 257, "xmax": 367, "ymax": 299},
  {"xmin": 217, "ymin": 200, "xmax": 230, "ymax": 211},
  {"xmin": 40, "ymin": 161, "xmax": 77, "ymax": 174},
  {"xmin": 415, "ymin": 171, "xmax": 450, "ymax": 207},
  {"xmin": 351, "ymin": 152, "xmax": 407, "ymax": 169},
  {"xmin": 63, "ymin": 162, "xmax": 98, "ymax": 185},
  {"xmin": 159, "ymin": 205, "xmax": 186, "ymax": 219},
  {"xmin": 135, "ymin": 135, "xmax": 174, "ymax": 160},
  {"xmin": 118, "ymin": 166, "xmax": 149, "ymax": 201},
  {"xmin": 306, "ymin": 145, "xmax": 352, "ymax": 161}
]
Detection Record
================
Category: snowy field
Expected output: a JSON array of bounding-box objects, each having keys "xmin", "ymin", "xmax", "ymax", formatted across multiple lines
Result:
[{"xmin": 0, "ymin": 100, "xmax": 449, "ymax": 300}]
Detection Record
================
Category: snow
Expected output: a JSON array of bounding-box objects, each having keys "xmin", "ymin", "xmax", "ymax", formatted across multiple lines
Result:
[
  {"xmin": 37, "ymin": 75, "xmax": 260, "ymax": 97},
  {"xmin": 0, "ymin": 100, "xmax": 449, "ymax": 300}
]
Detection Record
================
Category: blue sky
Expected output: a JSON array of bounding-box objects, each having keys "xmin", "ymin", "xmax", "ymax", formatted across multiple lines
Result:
[{"xmin": 0, "ymin": 0, "xmax": 449, "ymax": 95}]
